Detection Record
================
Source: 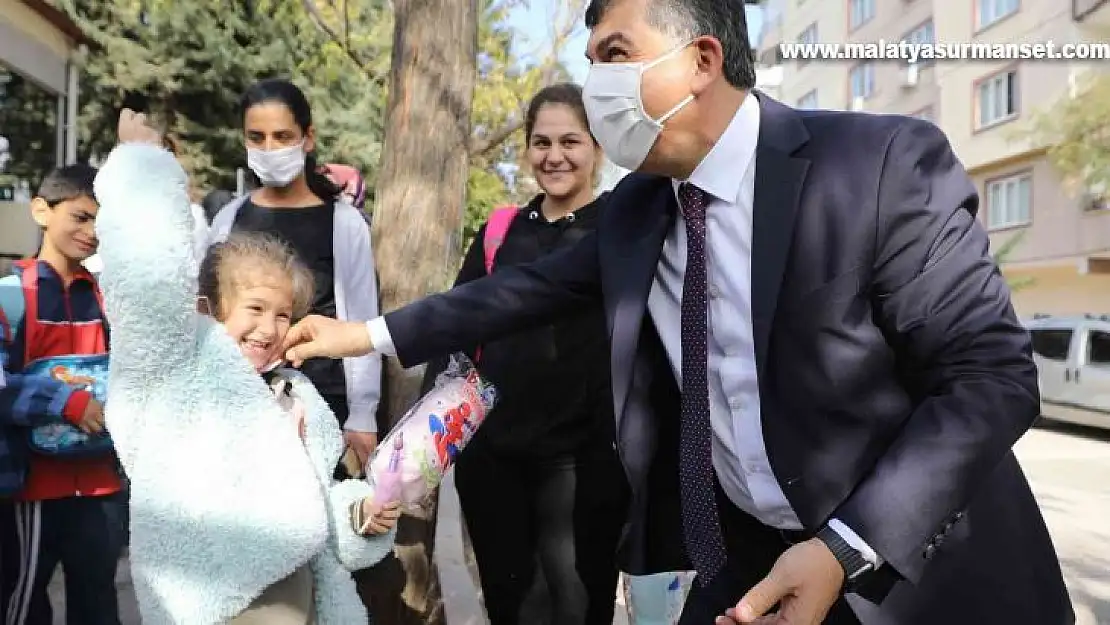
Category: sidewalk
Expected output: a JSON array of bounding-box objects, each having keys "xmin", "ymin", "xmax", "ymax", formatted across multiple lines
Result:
[{"xmin": 48, "ymin": 469, "xmax": 630, "ymax": 625}]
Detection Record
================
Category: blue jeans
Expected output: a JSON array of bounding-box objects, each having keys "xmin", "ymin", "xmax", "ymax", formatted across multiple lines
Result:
[{"xmin": 0, "ymin": 492, "xmax": 127, "ymax": 625}]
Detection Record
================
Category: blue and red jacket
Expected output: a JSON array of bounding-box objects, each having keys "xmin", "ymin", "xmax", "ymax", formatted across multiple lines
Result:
[{"xmin": 0, "ymin": 259, "xmax": 120, "ymax": 500}]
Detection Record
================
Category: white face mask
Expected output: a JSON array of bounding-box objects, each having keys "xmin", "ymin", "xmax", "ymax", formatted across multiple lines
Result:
[
  {"xmin": 582, "ymin": 42, "xmax": 695, "ymax": 171},
  {"xmin": 247, "ymin": 141, "xmax": 306, "ymax": 188}
]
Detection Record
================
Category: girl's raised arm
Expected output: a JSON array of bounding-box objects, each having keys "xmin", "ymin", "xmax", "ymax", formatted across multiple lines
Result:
[{"xmin": 94, "ymin": 134, "xmax": 201, "ymax": 380}]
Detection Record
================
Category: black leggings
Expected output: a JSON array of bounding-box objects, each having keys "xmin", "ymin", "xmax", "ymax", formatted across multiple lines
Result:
[{"xmin": 454, "ymin": 441, "xmax": 629, "ymax": 625}]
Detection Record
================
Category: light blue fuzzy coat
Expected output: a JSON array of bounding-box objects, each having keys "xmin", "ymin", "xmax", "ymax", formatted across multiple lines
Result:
[{"xmin": 93, "ymin": 142, "xmax": 393, "ymax": 624}]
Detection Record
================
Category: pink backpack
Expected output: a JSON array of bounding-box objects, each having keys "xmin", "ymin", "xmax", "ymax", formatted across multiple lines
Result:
[
  {"xmin": 482, "ymin": 205, "xmax": 520, "ymax": 274},
  {"xmin": 474, "ymin": 205, "xmax": 520, "ymax": 363}
]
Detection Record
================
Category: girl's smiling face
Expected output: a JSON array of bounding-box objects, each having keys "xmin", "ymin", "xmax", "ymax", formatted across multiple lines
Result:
[{"xmin": 218, "ymin": 272, "xmax": 295, "ymax": 371}]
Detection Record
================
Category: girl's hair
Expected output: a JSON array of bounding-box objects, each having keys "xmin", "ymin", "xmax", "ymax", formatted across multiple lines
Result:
[
  {"xmin": 524, "ymin": 83, "xmax": 598, "ymax": 145},
  {"xmin": 239, "ymin": 78, "xmax": 342, "ymax": 203},
  {"xmin": 199, "ymin": 232, "xmax": 315, "ymax": 320}
]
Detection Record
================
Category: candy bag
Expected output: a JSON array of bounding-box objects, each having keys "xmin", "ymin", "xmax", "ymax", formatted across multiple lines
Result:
[{"xmin": 366, "ymin": 353, "xmax": 497, "ymax": 513}]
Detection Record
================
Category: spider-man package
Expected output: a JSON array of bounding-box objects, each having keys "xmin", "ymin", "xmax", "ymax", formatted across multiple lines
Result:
[{"xmin": 365, "ymin": 353, "xmax": 498, "ymax": 512}]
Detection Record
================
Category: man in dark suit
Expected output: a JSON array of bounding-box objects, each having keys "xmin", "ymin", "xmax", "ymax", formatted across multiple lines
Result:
[{"xmin": 282, "ymin": 1, "xmax": 1074, "ymax": 623}]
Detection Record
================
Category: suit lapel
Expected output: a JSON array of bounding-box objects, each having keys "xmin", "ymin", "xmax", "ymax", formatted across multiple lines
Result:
[
  {"xmin": 606, "ymin": 178, "xmax": 676, "ymax": 427},
  {"xmin": 751, "ymin": 94, "xmax": 811, "ymax": 377}
]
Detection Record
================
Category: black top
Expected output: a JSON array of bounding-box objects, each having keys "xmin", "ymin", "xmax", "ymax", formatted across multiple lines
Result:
[
  {"xmin": 232, "ymin": 199, "xmax": 348, "ymax": 402},
  {"xmin": 431, "ymin": 193, "xmax": 614, "ymax": 458}
]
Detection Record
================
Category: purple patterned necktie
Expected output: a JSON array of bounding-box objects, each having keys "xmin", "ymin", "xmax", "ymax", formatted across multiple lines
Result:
[{"xmin": 677, "ymin": 182, "xmax": 728, "ymax": 585}]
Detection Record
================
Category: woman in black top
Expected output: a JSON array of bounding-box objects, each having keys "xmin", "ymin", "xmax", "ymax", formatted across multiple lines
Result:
[
  {"xmin": 208, "ymin": 79, "xmax": 382, "ymax": 469},
  {"xmin": 428, "ymin": 84, "xmax": 629, "ymax": 625}
]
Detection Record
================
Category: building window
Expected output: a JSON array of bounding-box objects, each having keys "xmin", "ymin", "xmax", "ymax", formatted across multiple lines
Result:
[
  {"xmin": 796, "ymin": 23, "xmax": 818, "ymax": 65},
  {"xmin": 796, "ymin": 90, "xmax": 819, "ymax": 109},
  {"xmin": 849, "ymin": 0, "xmax": 875, "ymax": 30},
  {"xmin": 0, "ymin": 64, "xmax": 62, "ymax": 204},
  {"xmin": 977, "ymin": 0, "xmax": 1019, "ymax": 30},
  {"xmin": 850, "ymin": 62, "xmax": 875, "ymax": 101},
  {"xmin": 986, "ymin": 172, "xmax": 1031, "ymax": 229},
  {"xmin": 797, "ymin": 23, "xmax": 818, "ymax": 45},
  {"xmin": 977, "ymin": 69, "xmax": 1018, "ymax": 128},
  {"xmin": 902, "ymin": 20, "xmax": 935, "ymax": 65}
]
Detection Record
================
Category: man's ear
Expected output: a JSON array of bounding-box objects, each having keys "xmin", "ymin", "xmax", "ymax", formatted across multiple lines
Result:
[
  {"xmin": 30, "ymin": 198, "xmax": 51, "ymax": 228},
  {"xmin": 197, "ymin": 296, "xmax": 212, "ymax": 315},
  {"xmin": 690, "ymin": 36, "xmax": 725, "ymax": 97}
]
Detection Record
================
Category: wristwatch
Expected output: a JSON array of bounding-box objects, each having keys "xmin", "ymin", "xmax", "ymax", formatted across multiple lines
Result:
[{"xmin": 815, "ymin": 525, "xmax": 874, "ymax": 592}]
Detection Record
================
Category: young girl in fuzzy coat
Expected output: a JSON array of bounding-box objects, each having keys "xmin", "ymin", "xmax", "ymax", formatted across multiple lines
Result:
[{"xmin": 92, "ymin": 111, "xmax": 399, "ymax": 624}]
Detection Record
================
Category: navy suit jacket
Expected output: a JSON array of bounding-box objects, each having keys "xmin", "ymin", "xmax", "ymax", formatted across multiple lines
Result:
[{"xmin": 385, "ymin": 94, "xmax": 1073, "ymax": 623}]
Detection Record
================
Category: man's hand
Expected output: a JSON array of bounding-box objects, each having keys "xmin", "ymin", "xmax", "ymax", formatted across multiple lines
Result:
[
  {"xmin": 344, "ymin": 431, "xmax": 378, "ymax": 467},
  {"xmin": 717, "ymin": 539, "xmax": 844, "ymax": 625},
  {"xmin": 117, "ymin": 109, "xmax": 162, "ymax": 146},
  {"xmin": 282, "ymin": 315, "xmax": 373, "ymax": 366},
  {"xmin": 76, "ymin": 398, "xmax": 105, "ymax": 435}
]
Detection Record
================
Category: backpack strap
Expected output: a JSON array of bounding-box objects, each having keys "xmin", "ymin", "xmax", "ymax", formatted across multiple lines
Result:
[
  {"xmin": 482, "ymin": 206, "xmax": 521, "ymax": 275},
  {"xmin": 474, "ymin": 206, "xmax": 521, "ymax": 365},
  {"xmin": 0, "ymin": 274, "xmax": 26, "ymax": 352},
  {"xmin": 17, "ymin": 264, "xmax": 39, "ymax": 366}
]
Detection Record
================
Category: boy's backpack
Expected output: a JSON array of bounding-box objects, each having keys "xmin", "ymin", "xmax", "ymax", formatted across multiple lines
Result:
[{"xmin": 0, "ymin": 265, "xmax": 114, "ymax": 458}]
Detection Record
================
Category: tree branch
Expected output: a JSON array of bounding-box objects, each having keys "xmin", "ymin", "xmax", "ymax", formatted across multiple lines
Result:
[
  {"xmin": 467, "ymin": 0, "xmax": 583, "ymax": 157},
  {"xmin": 301, "ymin": 0, "xmax": 386, "ymax": 87},
  {"xmin": 469, "ymin": 118, "xmax": 523, "ymax": 156}
]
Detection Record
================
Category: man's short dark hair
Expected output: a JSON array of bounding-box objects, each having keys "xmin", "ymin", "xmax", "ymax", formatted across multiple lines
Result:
[
  {"xmin": 35, "ymin": 163, "xmax": 98, "ymax": 207},
  {"xmin": 585, "ymin": 0, "xmax": 756, "ymax": 90}
]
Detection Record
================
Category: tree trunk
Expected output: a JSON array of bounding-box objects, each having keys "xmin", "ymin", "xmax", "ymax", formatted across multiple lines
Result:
[{"xmin": 365, "ymin": 0, "xmax": 478, "ymax": 623}]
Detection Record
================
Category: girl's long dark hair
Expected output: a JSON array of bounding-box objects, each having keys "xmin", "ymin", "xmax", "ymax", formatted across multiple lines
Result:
[{"xmin": 239, "ymin": 78, "xmax": 341, "ymax": 203}]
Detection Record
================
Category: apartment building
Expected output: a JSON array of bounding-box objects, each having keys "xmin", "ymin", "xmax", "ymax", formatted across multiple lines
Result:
[{"xmin": 757, "ymin": 0, "xmax": 1110, "ymax": 317}]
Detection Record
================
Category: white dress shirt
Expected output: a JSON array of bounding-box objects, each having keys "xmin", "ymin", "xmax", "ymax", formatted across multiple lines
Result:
[{"xmin": 367, "ymin": 94, "xmax": 880, "ymax": 567}]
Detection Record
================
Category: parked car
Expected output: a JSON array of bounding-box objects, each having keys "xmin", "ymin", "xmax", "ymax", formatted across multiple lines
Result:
[{"xmin": 1023, "ymin": 314, "xmax": 1110, "ymax": 432}]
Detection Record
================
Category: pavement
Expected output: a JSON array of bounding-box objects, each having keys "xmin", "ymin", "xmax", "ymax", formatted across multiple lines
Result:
[
  {"xmin": 1012, "ymin": 421, "xmax": 1110, "ymax": 625},
  {"xmin": 48, "ymin": 423, "xmax": 1110, "ymax": 624}
]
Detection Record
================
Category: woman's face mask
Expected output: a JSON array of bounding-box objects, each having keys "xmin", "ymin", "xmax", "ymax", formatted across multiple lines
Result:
[{"xmin": 247, "ymin": 141, "xmax": 306, "ymax": 188}]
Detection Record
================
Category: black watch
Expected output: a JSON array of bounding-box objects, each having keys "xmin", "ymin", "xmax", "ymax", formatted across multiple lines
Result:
[{"xmin": 814, "ymin": 525, "xmax": 874, "ymax": 592}]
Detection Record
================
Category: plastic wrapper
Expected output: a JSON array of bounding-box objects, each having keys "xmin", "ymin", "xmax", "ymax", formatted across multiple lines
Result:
[
  {"xmin": 366, "ymin": 353, "xmax": 498, "ymax": 512},
  {"xmin": 621, "ymin": 572, "xmax": 696, "ymax": 625}
]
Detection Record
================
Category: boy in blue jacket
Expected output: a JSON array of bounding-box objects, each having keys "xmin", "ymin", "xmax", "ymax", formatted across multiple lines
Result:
[{"xmin": 0, "ymin": 164, "xmax": 122, "ymax": 625}]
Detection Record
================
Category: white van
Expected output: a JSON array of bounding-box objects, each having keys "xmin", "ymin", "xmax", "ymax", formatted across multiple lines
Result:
[{"xmin": 1024, "ymin": 314, "xmax": 1110, "ymax": 432}]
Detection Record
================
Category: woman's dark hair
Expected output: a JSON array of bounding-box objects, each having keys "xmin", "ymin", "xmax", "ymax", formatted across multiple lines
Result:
[
  {"xmin": 239, "ymin": 78, "xmax": 341, "ymax": 203},
  {"xmin": 524, "ymin": 83, "xmax": 598, "ymax": 145}
]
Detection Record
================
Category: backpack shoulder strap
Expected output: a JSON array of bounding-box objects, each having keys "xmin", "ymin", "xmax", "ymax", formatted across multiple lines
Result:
[
  {"xmin": 482, "ymin": 206, "xmax": 521, "ymax": 274},
  {"xmin": 0, "ymin": 274, "xmax": 25, "ymax": 346}
]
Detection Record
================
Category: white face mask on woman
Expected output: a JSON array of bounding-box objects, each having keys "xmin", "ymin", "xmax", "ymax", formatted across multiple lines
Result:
[
  {"xmin": 581, "ymin": 41, "xmax": 695, "ymax": 171},
  {"xmin": 247, "ymin": 141, "xmax": 306, "ymax": 188}
]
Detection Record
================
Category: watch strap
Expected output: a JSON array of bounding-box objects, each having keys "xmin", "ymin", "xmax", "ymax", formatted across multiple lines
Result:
[{"xmin": 815, "ymin": 525, "xmax": 873, "ymax": 590}]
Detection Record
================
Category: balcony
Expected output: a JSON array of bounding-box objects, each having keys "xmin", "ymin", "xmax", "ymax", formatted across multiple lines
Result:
[{"xmin": 1074, "ymin": 0, "xmax": 1110, "ymax": 25}]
